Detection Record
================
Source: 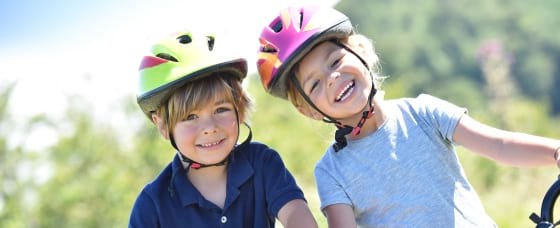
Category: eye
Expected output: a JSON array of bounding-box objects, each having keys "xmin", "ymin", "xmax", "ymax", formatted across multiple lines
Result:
[
  {"xmin": 215, "ymin": 102, "xmax": 234, "ymax": 114},
  {"xmin": 184, "ymin": 114, "xmax": 197, "ymax": 121},
  {"xmin": 215, "ymin": 106, "xmax": 232, "ymax": 114},
  {"xmin": 331, "ymin": 57, "xmax": 342, "ymax": 68},
  {"xmin": 309, "ymin": 80, "xmax": 319, "ymax": 94}
]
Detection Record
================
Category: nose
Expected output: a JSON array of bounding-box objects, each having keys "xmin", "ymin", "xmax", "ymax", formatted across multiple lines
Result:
[
  {"xmin": 327, "ymin": 71, "xmax": 341, "ymax": 88},
  {"xmin": 201, "ymin": 117, "xmax": 218, "ymax": 135}
]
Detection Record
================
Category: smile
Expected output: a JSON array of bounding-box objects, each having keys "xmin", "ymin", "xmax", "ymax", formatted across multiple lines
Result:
[
  {"xmin": 198, "ymin": 139, "xmax": 225, "ymax": 148},
  {"xmin": 335, "ymin": 80, "xmax": 355, "ymax": 102}
]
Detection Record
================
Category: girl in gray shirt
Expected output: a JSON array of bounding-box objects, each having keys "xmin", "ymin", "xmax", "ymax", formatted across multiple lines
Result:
[{"xmin": 255, "ymin": 5, "xmax": 560, "ymax": 227}]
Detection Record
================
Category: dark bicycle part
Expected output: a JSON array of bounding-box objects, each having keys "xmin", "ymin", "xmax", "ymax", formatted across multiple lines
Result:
[{"xmin": 530, "ymin": 175, "xmax": 560, "ymax": 228}]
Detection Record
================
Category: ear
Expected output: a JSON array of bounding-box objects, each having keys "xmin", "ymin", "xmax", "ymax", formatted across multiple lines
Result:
[{"xmin": 151, "ymin": 113, "xmax": 170, "ymax": 140}]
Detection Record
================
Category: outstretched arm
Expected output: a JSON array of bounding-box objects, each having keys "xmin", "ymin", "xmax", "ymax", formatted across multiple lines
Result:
[
  {"xmin": 453, "ymin": 115, "xmax": 560, "ymax": 167},
  {"xmin": 278, "ymin": 199, "xmax": 318, "ymax": 228}
]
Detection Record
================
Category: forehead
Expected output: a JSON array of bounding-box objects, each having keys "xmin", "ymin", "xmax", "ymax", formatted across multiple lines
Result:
[
  {"xmin": 297, "ymin": 42, "xmax": 340, "ymax": 76},
  {"xmin": 181, "ymin": 81, "xmax": 232, "ymax": 107}
]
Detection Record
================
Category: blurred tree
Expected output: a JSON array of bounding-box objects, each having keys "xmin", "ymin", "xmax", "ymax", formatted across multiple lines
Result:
[
  {"xmin": 547, "ymin": 47, "xmax": 560, "ymax": 115},
  {"xmin": 0, "ymin": 82, "xmax": 48, "ymax": 228},
  {"xmin": 476, "ymin": 39, "xmax": 518, "ymax": 128},
  {"xmin": 0, "ymin": 82, "xmax": 25, "ymax": 227},
  {"xmin": 32, "ymin": 94, "xmax": 171, "ymax": 227},
  {"xmin": 336, "ymin": 0, "xmax": 560, "ymax": 115}
]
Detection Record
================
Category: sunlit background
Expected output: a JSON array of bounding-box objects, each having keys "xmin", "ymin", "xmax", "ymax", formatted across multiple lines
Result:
[
  {"xmin": 0, "ymin": 0, "xmax": 335, "ymax": 130},
  {"xmin": 0, "ymin": 0, "xmax": 338, "ymax": 156},
  {"xmin": 2, "ymin": 0, "xmax": 560, "ymax": 227}
]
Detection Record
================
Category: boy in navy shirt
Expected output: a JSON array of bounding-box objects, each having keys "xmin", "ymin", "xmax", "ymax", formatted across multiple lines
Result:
[{"xmin": 129, "ymin": 29, "xmax": 318, "ymax": 228}]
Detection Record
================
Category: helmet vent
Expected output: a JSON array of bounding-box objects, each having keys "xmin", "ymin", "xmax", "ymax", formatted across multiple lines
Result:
[
  {"xmin": 298, "ymin": 11, "xmax": 304, "ymax": 29},
  {"xmin": 207, "ymin": 36, "xmax": 215, "ymax": 51},
  {"xmin": 156, "ymin": 53, "xmax": 178, "ymax": 62},
  {"xmin": 261, "ymin": 44, "xmax": 276, "ymax": 53},
  {"xmin": 272, "ymin": 19, "xmax": 283, "ymax": 32},
  {"xmin": 177, "ymin": 35, "xmax": 192, "ymax": 44}
]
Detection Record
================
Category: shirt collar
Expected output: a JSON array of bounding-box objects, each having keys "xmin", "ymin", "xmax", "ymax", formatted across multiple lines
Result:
[{"xmin": 170, "ymin": 150, "xmax": 254, "ymax": 207}]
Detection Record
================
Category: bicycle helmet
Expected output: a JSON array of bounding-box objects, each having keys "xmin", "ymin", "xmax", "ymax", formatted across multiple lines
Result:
[
  {"xmin": 257, "ymin": 6, "xmax": 353, "ymax": 100},
  {"xmin": 137, "ymin": 30, "xmax": 247, "ymax": 117}
]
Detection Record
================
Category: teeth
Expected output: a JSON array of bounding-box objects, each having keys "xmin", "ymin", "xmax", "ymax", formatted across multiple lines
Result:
[
  {"xmin": 200, "ymin": 141, "xmax": 220, "ymax": 147},
  {"xmin": 336, "ymin": 81, "xmax": 355, "ymax": 102}
]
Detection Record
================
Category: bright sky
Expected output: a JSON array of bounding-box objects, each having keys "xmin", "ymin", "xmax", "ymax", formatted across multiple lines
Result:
[{"xmin": 0, "ymin": 0, "xmax": 338, "ymax": 121}]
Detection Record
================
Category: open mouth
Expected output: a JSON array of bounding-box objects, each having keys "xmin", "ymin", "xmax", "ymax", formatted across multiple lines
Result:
[
  {"xmin": 197, "ymin": 139, "xmax": 225, "ymax": 148},
  {"xmin": 335, "ymin": 80, "xmax": 355, "ymax": 102}
]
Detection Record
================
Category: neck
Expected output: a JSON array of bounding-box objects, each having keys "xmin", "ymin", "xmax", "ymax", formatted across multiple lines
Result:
[
  {"xmin": 187, "ymin": 165, "xmax": 228, "ymax": 209},
  {"xmin": 187, "ymin": 164, "xmax": 227, "ymax": 182},
  {"xmin": 344, "ymin": 91, "xmax": 387, "ymax": 141}
]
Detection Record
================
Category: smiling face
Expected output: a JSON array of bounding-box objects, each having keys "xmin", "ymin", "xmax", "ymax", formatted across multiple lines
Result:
[
  {"xmin": 294, "ymin": 41, "xmax": 373, "ymax": 122},
  {"xmin": 153, "ymin": 74, "xmax": 252, "ymax": 165},
  {"xmin": 172, "ymin": 97, "xmax": 239, "ymax": 165}
]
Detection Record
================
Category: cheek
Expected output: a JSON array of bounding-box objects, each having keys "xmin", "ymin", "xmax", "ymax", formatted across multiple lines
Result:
[
  {"xmin": 216, "ymin": 116, "xmax": 238, "ymax": 130},
  {"xmin": 309, "ymin": 87, "xmax": 328, "ymax": 105},
  {"xmin": 172, "ymin": 124, "xmax": 198, "ymax": 142}
]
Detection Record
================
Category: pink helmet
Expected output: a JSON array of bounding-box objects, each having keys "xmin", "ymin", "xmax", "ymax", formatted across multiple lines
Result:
[{"xmin": 257, "ymin": 6, "xmax": 353, "ymax": 99}]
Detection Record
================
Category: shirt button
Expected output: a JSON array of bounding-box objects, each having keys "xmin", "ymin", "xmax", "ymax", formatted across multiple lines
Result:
[{"xmin": 221, "ymin": 216, "xmax": 227, "ymax": 224}]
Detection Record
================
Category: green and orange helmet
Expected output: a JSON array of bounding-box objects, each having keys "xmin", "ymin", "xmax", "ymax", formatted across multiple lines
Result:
[{"xmin": 137, "ymin": 30, "xmax": 247, "ymax": 117}]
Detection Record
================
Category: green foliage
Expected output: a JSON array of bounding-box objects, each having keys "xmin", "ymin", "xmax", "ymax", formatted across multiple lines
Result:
[
  {"xmin": 23, "ymin": 94, "xmax": 173, "ymax": 227},
  {"xmin": 337, "ymin": 0, "xmax": 560, "ymax": 115},
  {"xmin": 0, "ymin": 82, "xmax": 44, "ymax": 227},
  {"xmin": 247, "ymin": 76, "xmax": 333, "ymax": 184}
]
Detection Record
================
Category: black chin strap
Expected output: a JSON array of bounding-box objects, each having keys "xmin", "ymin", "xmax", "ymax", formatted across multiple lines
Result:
[
  {"xmin": 165, "ymin": 105, "xmax": 250, "ymax": 169},
  {"xmin": 167, "ymin": 122, "xmax": 253, "ymax": 198},
  {"xmin": 333, "ymin": 103, "xmax": 375, "ymax": 151}
]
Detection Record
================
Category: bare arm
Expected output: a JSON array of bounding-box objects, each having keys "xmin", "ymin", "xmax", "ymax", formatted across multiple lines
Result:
[
  {"xmin": 277, "ymin": 199, "xmax": 318, "ymax": 228},
  {"xmin": 324, "ymin": 204, "xmax": 356, "ymax": 228},
  {"xmin": 453, "ymin": 115, "xmax": 560, "ymax": 167}
]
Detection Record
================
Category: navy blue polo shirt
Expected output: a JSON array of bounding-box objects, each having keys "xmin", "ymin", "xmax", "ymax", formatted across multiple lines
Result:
[{"xmin": 128, "ymin": 142, "xmax": 306, "ymax": 228}]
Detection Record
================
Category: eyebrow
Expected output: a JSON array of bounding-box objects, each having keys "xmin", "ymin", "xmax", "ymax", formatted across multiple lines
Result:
[
  {"xmin": 213, "ymin": 99, "xmax": 231, "ymax": 106},
  {"xmin": 301, "ymin": 46, "xmax": 340, "ymax": 88}
]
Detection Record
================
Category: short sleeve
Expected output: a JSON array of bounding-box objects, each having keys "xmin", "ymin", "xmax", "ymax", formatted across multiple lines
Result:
[
  {"xmin": 128, "ymin": 190, "xmax": 159, "ymax": 228},
  {"xmin": 314, "ymin": 161, "xmax": 352, "ymax": 212},
  {"xmin": 259, "ymin": 147, "xmax": 306, "ymax": 217},
  {"xmin": 414, "ymin": 94, "xmax": 467, "ymax": 142}
]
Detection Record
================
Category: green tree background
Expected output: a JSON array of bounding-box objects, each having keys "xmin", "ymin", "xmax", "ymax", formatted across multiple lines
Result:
[{"xmin": 3, "ymin": 0, "xmax": 560, "ymax": 227}]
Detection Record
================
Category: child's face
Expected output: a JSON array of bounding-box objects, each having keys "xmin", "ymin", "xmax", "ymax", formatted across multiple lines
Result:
[
  {"xmin": 172, "ymin": 97, "xmax": 239, "ymax": 165},
  {"xmin": 296, "ymin": 41, "xmax": 373, "ymax": 121}
]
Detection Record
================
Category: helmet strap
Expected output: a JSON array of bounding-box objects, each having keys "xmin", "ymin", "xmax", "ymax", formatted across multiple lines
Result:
[
  {"xmin": 291, "ymin": 40, "xmax": 378, "ymax": 152},
  {"xmin": 167, "ymin": 107, "xmax": 252, "ymax": 170},
  {"xmin": 167, "ymin": 110, "xmax": 253, "ymax": 198}
]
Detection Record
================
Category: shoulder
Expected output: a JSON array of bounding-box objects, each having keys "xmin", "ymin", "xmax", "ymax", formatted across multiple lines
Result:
[
  {"xmin": 229, "ymin": 141, "xmax": 286, "ymax": 174},
  {"xmin": 139, "ymin": 162, "xmax": 174, "ymax": 198},
  {"xmin": 314, "ymin": 146, "xmax": 337, "ymax": 174},
  {"xmin": 129, "ymin": 162, "xmax": 174, "ymax": 224},
  {"xmin": 235, "ymin": 141, "xmax": 281, "ymax": 161},
  {"xmin": 389, "ymin": 94, "xmax": 465, "ymax": 117},
  {"xmin": 390, "ymin": 94, "xmax": 448, "ymax": 109},
  {"xmin": 406, "ymin": 94, "xmax": 462, "ymax": 110}
]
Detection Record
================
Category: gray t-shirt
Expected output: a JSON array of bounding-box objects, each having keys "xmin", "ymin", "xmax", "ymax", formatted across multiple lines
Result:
[{"xmin": 315, "ymin": 94, "xmax": 497, "ymax": 227}]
